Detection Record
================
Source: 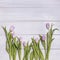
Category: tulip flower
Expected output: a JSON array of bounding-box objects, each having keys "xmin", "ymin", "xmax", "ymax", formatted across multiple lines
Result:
[
  {"xmin": 23, "ymin": 42, "xmax": 31, "ymax": 60},
  {"xmin": 42, "ymin": 35, "xmax": 45, "ymax": 41},
  {"xmin": 9, "ymin": 25, "xmax": 15, "ymax": 32},
  {"xmin": 45, "ymin": 24, "xmax": 58, "ymax": 60},
  {"xmin": 11, "ymin": 31, "xmax": 16, "ymax": 38},
  {"xmin": 34, "ymin": 37, "xmax": 39, "ymax": 43},
  {"xmin": 2, "ymin": 26, "xmax": 17, "ymax": 60},
  {"xmin": 46, "ymin": 23, "xmax": 50, "ymax": 29}
]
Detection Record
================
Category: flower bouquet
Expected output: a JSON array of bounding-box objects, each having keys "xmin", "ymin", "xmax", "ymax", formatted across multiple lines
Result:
[{"xmin": 2, "ymin": 23, "xmax": 58, "ymax": 60}]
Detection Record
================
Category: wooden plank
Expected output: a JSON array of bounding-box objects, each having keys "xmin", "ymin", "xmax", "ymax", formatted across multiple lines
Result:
[
  {"xmin": 0, "ymin": 8, "xmax": 60, "ymax": 20},
  {"xmin": 0, "ymin": 0, "xmax": 60, "ymax": 8}
]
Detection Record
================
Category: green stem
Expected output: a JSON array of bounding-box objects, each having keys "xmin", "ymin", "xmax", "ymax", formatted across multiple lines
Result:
[
  {"xmin": 45, "ymin": 49, "xmax": 50, "ymax": 60},
  {"xmin": 9, "ymin": 54, "xmax": 12, "ymax": 60},
  {"xmin": 13, "ymin": 54, "xmax": 16, "ymax": 60},
  {"xmin": 35, "ymin": 55, "xmax": 38, "ymax": 60},
  {"xmin": 45, "ymin": 53, "xmax": 49, "ymax": 60},
  {"xmin": 25, "ymin": 56, "xmax": 28, "ymax": 60},
  {"xmin": 18, "ymin": 50, "xmax": 21, "ymax": 60},
  {"xmin": 23, "ymin": 56, "xmax": 28, "ymax": 60}
]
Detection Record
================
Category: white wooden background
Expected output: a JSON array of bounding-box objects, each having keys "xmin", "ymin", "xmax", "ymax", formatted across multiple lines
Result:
[{"xmin": 0, "ymin": 0, "xmax": 60, "ymax": 60}]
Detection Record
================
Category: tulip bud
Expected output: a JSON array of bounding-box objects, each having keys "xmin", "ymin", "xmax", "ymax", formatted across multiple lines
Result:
[
  {"xmin": 11, "ymin": 31, "xmax": 16, "ymax": 38},
  {"xmin": 42, "ymin": 35, "xmax": 45, "ymax": 41},
  {"xmin": 9, "ymin": 25, "xmax": 15, "ymax": 32},
  {"xmin": 46, "ymin": 23, "xmax": 50, "ymax": 29},
  {"xmin": 34, "ymin": 37, "xmax": 39, "ymax": 43}
]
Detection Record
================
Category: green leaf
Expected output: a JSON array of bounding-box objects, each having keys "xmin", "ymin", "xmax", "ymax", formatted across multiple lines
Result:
[{"xmin": 2, "ymin": 26, "xmax": 8, "ymax": 40}]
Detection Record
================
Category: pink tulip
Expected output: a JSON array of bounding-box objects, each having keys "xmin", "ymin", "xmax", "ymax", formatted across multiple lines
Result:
[
  {"xmin": 46, "ymin": 23, "xmax": 50, "ymax": 29},
  {"xmin": 9, "ymin": 25, "xmax": 15, "ymax": 32},
  {"xmin": 42, "ymin": 35, "xmax": 45, "ymax": 41},
  {"xmin": 11, "ymin": 31, "xmax": 16, "ymax": 38},
  {"xmin": 34, "ymin": 37, "xmax": 39, "ymax": 43}
]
